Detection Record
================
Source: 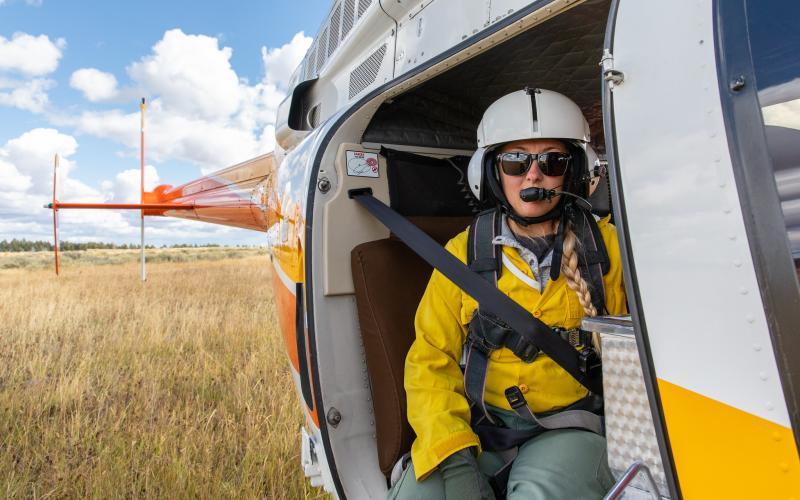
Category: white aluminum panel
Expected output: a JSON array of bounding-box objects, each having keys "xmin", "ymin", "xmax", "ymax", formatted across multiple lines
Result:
[
  {"xmin": 328, "ymin": 32, "xmax": 395, "ymax": 111},
  {"xmin": 394, "ymin": 0, "xmax": 488, "ymax": 75},
  {"xmin": 490, "ymin": 0, "xmax": 540, "ymax": 21},
  {"xmin": 611, "ymin": 0, "xmax": 790, "ymax": 427}
]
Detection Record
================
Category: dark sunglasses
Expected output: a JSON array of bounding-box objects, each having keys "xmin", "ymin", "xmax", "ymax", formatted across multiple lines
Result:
[{"xmin": 495, "ymin": 151, "xmax": 572, "ymax": 177}]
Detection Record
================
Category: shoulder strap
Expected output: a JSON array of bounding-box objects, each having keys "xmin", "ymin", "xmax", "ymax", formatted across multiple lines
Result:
[
  {"xmin": 350, "ymin": 189, "xmax": 602, "ymax": 394},
  {"xmin": 467, "ymin": 208, "xmax": 501, "ymax": 286},
  {"xmin": 572, "ymin": 210, "xmax": 610, "ymax": 315}
]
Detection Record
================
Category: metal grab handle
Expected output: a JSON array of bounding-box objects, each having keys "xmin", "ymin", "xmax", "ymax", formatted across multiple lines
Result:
[{"xmin": 604, "ymin": 461, "xmax": 661, "ymax": 500}]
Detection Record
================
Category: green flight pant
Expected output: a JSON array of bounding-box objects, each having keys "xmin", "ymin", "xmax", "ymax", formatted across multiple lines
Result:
[{"xmin": 388, "ymin": 409, "xmax": 615, "ymax": 500}]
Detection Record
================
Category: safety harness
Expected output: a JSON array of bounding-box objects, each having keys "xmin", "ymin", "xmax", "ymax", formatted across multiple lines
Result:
[
  {"xmin": 463, "ymin": 207, "xmax": 610, "ymax": 496},
  {"xmin": 464, "ymin": 207, "xmax": 610, "ymax": 424},
  {"xmin": 348, "ymin": 190, "xmax": 611, "ymax": 496}
]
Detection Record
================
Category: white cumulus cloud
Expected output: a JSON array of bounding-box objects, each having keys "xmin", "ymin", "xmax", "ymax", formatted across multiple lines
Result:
[
  {"xmin": 70, "ymin": 100, "xmax": 263, "ymax": 169},
  {"xmin": 127, "ymin": 29, "xmax": 242, "ymax": 120},
  {"xmin": 0, "ymin": 158, "xmax": 32, "ymax": 193},
  {"xmin": 0, "ymin": 129, "xmax": 222, "ymax": 246},
  {"xmin": 0, "ymin": 32, "xmax": 64, "ymax": 112},
  {"xmin": 64, "ymin": 29, "xmax": 310, "ymax": 172},
  {"xmin": 261, "ymin": 31, "xmax": 312, "ymax": 89},
  {"xmin": 0, "ymin": 77, "xmax": 53, "ymax": 112},
  {"xmin": 70, "ymin": 68, "xmax": 118, "ymax": 102},
  {"xmin": 2, "ymin": 28, "xmax": 313, "ymax": 245},
  {"xmin": 109, "ymin": 164, "xmax": 160, "ymax": 203},
  {"xmin": 3, "ymin": 128, "xmax": 79, "ymax": 195},
  {"xmin": 0, "ymin": 128, "xmax": 121, "ymax": 243},
  {"xmin": 0, "ymin": 32, "xmax": 65, "ymax": 76}
]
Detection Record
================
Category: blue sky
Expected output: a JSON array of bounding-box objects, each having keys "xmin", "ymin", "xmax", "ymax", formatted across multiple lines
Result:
[{"xmin": 0, "ymin": 0, "xmax": 330, "ymax": 245}]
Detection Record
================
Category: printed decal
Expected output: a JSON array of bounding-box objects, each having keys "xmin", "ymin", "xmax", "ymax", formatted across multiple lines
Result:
[{"xmin": 346, "ymin": 150, "xmax": 380, "ymax": 178}]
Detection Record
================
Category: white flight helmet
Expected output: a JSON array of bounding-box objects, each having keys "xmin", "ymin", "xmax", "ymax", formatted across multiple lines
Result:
[{"xmin": 467, "ymin": 88, "xmax": 596, "ymax": 202}]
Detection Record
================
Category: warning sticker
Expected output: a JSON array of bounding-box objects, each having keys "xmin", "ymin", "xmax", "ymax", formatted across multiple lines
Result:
[{"xmin": 346, "ymin": 150, "xmax": 380, "ymax": 178}]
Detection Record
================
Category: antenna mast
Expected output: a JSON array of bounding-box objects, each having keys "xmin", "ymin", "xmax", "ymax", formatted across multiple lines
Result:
[
  {"xmin": 52, "ymin": 154, "xmax": 59, "ymax": 276},
  {"xmin": 140, "ymin": 98, "xmax": 146, "ymax": 282}
]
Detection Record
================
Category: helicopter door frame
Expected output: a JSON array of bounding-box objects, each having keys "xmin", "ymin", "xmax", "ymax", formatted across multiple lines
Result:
[
  {"xmin": 714, "ymin": 0, "xmax": 800, "ymax": 451},
  {"xmin": 601, "ymin": 0, "xmax": 681, "ymax": 497},
  {"xmin": 605, "ymin": 0, "xmax": 800, "ymax": 497}
]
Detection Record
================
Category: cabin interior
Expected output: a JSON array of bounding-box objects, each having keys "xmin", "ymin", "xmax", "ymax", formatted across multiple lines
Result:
[
  {"xmin": 315, "ymin": 0, "xmax": 634, "ymax": 492},
  {"xmin": 327, "ymin": 0, "xmax": 616, "ymax": 482}
]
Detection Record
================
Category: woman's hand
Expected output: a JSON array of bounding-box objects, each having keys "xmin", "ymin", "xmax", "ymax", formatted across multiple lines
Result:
[{"xmin": 439, "ymin": 448, "xmax": 496, "ymax": 500}]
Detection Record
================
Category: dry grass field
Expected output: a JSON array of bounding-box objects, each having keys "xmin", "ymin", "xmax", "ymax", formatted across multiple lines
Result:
[
  {"xmin": 0, "ymin": 250, "xmax": 326, "ymax": 499},
  {"xmin": 0, "ymin": 246, "xmax": 269, "ymax": 270}
]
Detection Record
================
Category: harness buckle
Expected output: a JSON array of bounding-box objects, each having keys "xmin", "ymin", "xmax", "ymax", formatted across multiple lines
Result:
[
  {"xmin": 555, "ymin": 328, "xmax": 593, "ymax": 349},
  {"xmin": 569, "ymin": 329, "xmax": 580, "ymax": 347},
  {"xmin": 504, "ymin": 386, "xmax": 528, "ymax": 410},
  {"xmin": 578, "ymin": 348, "xmax": 601, "ymax": 376},
  {"xmin": 516, "ymin": 340, "xmax": 540, "ymax": 363},
  {"xmin": 469, "ymin": 310, "xmax": 513, "ymax": 351},
  {"xmin": 466, "ymin": 333, "xmax": 493, "ymax": 356}
]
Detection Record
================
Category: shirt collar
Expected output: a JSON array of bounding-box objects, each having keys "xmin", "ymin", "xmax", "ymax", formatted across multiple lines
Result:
[{"xmin": 491, "ymin": 214, "xmax": 553, "ymax": 271}]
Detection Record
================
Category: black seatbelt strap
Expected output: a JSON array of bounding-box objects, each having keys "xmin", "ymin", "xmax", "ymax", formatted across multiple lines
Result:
[{"xmin": 349, "ymin": 189, "xmax": 603, "ymax": 395}]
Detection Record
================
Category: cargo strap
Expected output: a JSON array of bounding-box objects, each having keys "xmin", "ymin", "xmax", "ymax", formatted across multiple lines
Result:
[{"xmin": 349, "ymin": 189, "xmax": 603, "ymax": 396}]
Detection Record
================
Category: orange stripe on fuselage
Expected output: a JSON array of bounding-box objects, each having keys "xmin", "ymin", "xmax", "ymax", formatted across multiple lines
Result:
[
  {"xmin": 271, "ymin": 260, "xmax": 299, "ymax": 371},
  {"xmin": 658, "ymin": 379, "xmax": 800, "ymax": 499},
  {"xmin": 268, "ymin": 255, "xmax": 319, "ymax": 428}
]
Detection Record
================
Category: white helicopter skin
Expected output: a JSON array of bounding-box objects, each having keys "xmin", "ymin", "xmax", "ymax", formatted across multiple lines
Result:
[{"xmin": 265, "ymin": 0, "xmax": 800, "ymax": 498}]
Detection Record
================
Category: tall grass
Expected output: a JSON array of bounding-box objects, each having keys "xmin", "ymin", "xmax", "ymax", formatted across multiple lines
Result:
[
  {"xmin": 0, "ymin": 255, "xmax": 325, "ymax": 499},
  {"xmin": 0, "ymin": 247, "xmax": 268, "ymax": 270}
]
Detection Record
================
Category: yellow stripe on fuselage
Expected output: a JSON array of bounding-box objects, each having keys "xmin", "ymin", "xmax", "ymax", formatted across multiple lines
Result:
[
  {"xmin": 271, "ymin": 244, "xmax": 304, "ymax": 283},
  {"xmin": 658, "ymin": 379, "xmax": 800, "ymax": 499}
]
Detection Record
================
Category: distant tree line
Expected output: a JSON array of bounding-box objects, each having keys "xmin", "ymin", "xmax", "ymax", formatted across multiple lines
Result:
[{"xmin": 0, "ymin": 239, "xmax": 232, "ymax": 252}]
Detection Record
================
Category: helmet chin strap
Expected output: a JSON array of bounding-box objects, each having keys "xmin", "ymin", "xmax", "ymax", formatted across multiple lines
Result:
[{"xmin": 504, "ymin": 203, "xmax": 562, "ymax": 226}]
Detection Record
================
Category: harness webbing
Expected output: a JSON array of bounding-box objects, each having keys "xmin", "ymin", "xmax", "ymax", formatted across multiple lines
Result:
[
  {"xmin": 463, "ymin": 208, "xmax": 611, "ymax": 497},
  {"xmin": 504, "ymin": 386, "xmax": 603, "ymax": 434},
  {"xmin": 465, "ymin": 209, "xmax": 502, "ymax": 423},
  {"xmin": 568, "ymin": 207, "xmax": 610, "ymax": 315},
  {"xmin": 349, "ymin": 190, "xmax": 603, "ymax": 395}
]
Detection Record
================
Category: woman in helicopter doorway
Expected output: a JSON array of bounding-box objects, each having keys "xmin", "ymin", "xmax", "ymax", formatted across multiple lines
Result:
[{"xmin": 388, "ymin": 88, "xmax": 628, "ymax": 500}]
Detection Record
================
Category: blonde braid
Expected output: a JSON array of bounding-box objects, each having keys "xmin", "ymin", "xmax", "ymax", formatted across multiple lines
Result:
[{"xmin": 560, "ymin": 224, "xmax": 602, "ymax": 355}]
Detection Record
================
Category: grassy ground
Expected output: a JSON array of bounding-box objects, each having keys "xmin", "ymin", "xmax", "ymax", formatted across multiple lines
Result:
[
  {"xmin": 0, "ymin": 253, "xmax": 325, "ymax": 499},
  {"xmin": 0, "ymin": 246, "xmax": 268, "ymax": 270}
]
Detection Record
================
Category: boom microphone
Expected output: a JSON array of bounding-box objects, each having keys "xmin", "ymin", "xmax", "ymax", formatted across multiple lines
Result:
[
  {"xmin": 519, "ymin": 187, "xmax": 592, "ymax": 211},
  {"xmin": 519, "ymin": 187, "xmax": 556, "ymax": 202}
]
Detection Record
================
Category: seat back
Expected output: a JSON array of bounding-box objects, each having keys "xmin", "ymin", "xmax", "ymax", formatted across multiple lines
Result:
[{"xmin": 351, "ymin": 216, "xmax": 471, "ymax": 476}]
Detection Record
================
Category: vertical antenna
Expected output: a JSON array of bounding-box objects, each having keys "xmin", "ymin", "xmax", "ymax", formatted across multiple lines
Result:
[
  {"xmin": 140, "ymin": 97, "xmax": 146, "ymax": 282},
  {"xmin": 53, "ymin": 154, "xmax": 59, "ymax": 276}
]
